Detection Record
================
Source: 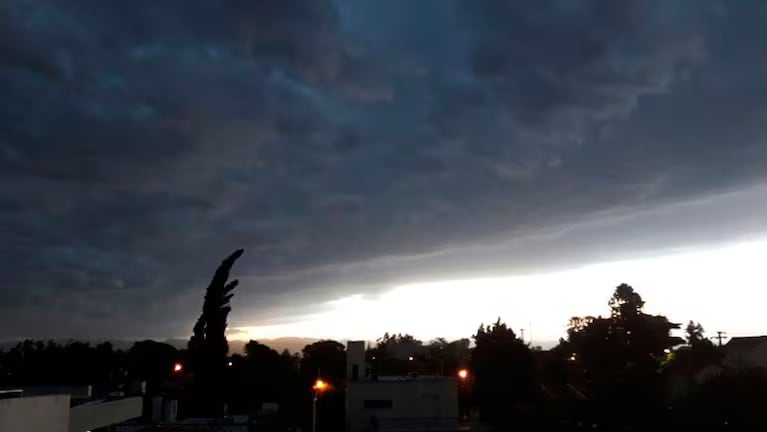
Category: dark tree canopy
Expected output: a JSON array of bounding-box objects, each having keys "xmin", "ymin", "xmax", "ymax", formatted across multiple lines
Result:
[
  {"xmin": 297, "ymin": 340, "xmax": 346, "ymax": 432},
  {"xmin": 566, "ymin": 284, "xmax": 683, "ymax": 428},
  {"xmin": 666, "ymin": 320, "xmax": 721, "ymax": 387},
  {"xmin": 126, "ymin": 340, "xmax": 178, "ymax": 388},
  {"xmin": 300, "ymin": 340, "xmax": 346, "ymax": 383},
  {"xmin": 685, "ymin": 321, "xmax": 713, "ymax": 349},
  {"xmin": 225, "ymin": 340, "xmax": 299, "ymax": 416},
  {"xmin": 424, "ymin": 338, "xmax": 470, "ymax": 376},
  {"xmin": 608, "ymin": 282, "xmax": 645, "ymax": 319},
  {"xmin": 368, "ymin": 334, "xmax": 470, "ymax": 377},
  {"xmin": 472, "ymin": 318, "xmax": 535, "ymax": 423},
  {"xmin": 0, "ymin": 340, "xmax": 124, "ymax": 390},
  {"xmin": 377, "ymin": 333, "xmax": 422, "ymax": 345},
  {"xmin": 367, "ymin": 333, "xmax": 425, "ymax": 375}
]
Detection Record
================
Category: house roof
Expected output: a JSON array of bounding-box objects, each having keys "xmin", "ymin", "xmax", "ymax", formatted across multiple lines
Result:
[{"xmin": 725, "ymin": 336, "xmax": 767, "ymax": 355}]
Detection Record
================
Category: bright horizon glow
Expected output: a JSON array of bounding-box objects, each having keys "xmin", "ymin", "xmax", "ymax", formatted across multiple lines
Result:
[{"xmin": 237, "ymin": 239, "xmax": 767, "ymax": 346}]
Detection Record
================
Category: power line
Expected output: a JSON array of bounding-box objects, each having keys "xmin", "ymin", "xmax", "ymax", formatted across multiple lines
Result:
[{"xmin": 714, "ymin": 331, "xmax": 727, "ymax": 347}]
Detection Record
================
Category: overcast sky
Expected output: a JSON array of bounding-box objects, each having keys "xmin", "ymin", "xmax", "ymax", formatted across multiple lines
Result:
[{"xmin": 2, "ymin": 1, "xmax": 767, "ymax": 344}]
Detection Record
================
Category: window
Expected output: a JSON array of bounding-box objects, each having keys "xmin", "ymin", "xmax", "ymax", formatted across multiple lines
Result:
[{"xmin": 363, "ymin": 399, "xmax": 393, "ymax": 409}]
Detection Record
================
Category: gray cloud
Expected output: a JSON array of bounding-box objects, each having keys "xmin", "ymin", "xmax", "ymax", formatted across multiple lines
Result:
[{"xmin": 2, "ymin": 0, "xmax": 767, "ymax": 339}]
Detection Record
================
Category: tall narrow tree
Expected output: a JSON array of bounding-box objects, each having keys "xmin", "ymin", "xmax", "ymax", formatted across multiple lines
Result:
[{"xmin": 188, "ymin": 249, "xmax": 244, "ymax": 417}]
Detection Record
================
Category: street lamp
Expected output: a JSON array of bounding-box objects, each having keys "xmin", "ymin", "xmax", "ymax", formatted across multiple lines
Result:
[
  {"xmin": 312, "ymin": 378, "xmax": 329, "ymax": 432},
  {"xmin": 456, "ymin": 368, "xmax": 470, "ymax": 423},
  {"xmin": 457, "ymin": 368, "xmax": 469, "ymax": 380}
]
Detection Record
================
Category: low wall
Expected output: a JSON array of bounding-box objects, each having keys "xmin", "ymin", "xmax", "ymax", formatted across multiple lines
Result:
[
  {"xmin": 69, "ymin": 396, "xmax": 143, "ymax": 432},
  {"xmin": 0, "ymin": 395, "xmax": 71, "ymax": 432}
]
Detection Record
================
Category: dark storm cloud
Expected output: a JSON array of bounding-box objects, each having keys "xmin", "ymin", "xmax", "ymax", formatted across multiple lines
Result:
[{"xmin": 2, "ymin": 0, "xmax": 767, "ymax": 338}]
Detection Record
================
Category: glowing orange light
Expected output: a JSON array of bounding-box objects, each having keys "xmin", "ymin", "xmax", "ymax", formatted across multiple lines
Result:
[
  {"xmin": 457, "ymin": 369, "xmax": 469, "ymax": 380},
  {"xmin": 313, "ymin": 378, "xmax": 329, "ymax": 392},
  {"xmin": 172, "ymin": 362, "xmax": 183, "ymax": 373}
]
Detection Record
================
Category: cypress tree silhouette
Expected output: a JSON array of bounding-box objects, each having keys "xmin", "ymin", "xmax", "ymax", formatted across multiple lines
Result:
[{"xmin": 188, "ymin": 249, "xmax": 244, "ymax": 417}]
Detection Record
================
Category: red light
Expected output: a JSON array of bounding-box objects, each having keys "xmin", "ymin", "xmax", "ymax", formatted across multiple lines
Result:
[
  {"xmin": 173, "ymin": 362, "xmax": 183, "ymax": 373},
  {"xmin": 457, "ymin": 368, "xmax": 469, "ymax": 380}
]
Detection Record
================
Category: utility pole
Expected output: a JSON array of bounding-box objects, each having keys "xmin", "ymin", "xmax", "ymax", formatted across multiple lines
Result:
[
  {"xmin": 312, "ymin": 389, "xmax": 317, "ymax": 432},
  {"xmin": 528, "ymin": 322, "xmax": 533, "ymax": 347},
  {"xmin": 714, "ymin": 331, "xmax": 727, "ymax": 347}
]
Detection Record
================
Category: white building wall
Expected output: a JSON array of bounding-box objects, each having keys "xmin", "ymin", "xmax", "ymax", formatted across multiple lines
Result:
[
  {"xmin": 347, "ymin": 379, "xmax": 458, "ymax": 432},
  {"xmin": 347, "ymin": 340, "xmax": 367, "ymax": 381},
  {"xmin": 0, "ymin": 395, "xmax": 71, "ymax": 432},
  {"xmin": 68, "ymin": 396, "xmax": 143, "ymax": 432}
]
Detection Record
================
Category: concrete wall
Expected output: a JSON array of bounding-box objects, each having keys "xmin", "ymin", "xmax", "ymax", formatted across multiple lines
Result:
[
  {"xmin": 347, "ymin": 379, "xmax": 458, "ymax": 432},
  {"xmin": 69, "ymin": 396, "xmax": 142, "ymax": 432},
  {"xmin": 347, "ymin": 341, "xmax": 366, "ymax": 381},
  {"xmin": 0, "ymin": 395, "xmax": 70, "ymax": 432}
]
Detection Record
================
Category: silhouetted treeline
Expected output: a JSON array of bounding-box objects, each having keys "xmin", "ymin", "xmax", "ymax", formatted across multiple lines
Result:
[
  {"xmin": 0, "ymin": 339, "xmax": 183, "ymax": 400},
  {"xmin": 367, "ymin": 333, "xmax": 471, "ymax": 377},
  {"xmin": 466, "ymin": 284, "xmax": 767, "ymax": 431},
  {"xmin": 3, "ymin": 282, "xmax": 766, "ymax": 431},
  {"xmin": 0, "ymin": 340, "xmax": 122, "ymax": 389}
]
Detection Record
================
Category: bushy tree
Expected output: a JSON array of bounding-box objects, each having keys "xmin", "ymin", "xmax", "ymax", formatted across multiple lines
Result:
[
  {"xmin": 566, "ymin": 284, "xmax": 683, "ymax": 429},
  {"xmin": 300, "ymin": 340, "xmax": 346, "ymax": 383},
  {"xmin": 665, "ymin": 320, "xmax": 721, "ymax": 396},
  {"xmin": 424, "ymin": 338, "xmax": 470, "ymax": 376},
  {"xmin": 226, "ymin": 340, "xmax": 297, "ymax": 415},
  {"xmin": 368, "ymin": 333, "xmax": 424, "ymax": 375},
  {"xmin": 472, "ymin": 318, "xmax": 535, "ymax": 423},
  {"xmin": 299, "ymin": 340, "xmax": 346, "ymax": 432}
]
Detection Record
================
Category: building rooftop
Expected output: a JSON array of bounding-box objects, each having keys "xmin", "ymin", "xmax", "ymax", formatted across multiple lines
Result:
[{"xmin": 725, "ymin": 336, "xmax": 767, "ymax": 353}]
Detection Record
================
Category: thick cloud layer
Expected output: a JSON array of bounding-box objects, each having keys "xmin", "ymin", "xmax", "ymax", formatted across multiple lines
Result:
[{"xmin": 2, "ymin": 1, "xmax": 767, "ymax": 339}]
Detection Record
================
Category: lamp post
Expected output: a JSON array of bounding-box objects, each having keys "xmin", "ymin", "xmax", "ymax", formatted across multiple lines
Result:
[
  {"xmin": 312, "ymin": 378, "xmax": 328, "ymax": 432},
  {"xmin": 457, "ymin": 369, "xmax": 470, "ymax": 422}
]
